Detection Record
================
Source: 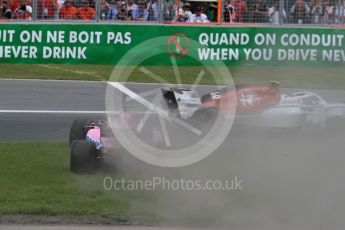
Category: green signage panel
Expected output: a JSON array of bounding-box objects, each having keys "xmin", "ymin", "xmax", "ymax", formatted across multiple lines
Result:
[{"xmin": 0, "ymin": 23, "xmax": 344, "ymax": 66}]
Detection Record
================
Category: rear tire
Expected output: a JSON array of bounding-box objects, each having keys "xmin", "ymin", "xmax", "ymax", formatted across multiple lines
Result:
[
  {"xmin": 69, "ymin": 118, "xmax": 92, "ymax": 146},
  {"xmin": 70, "ymin": 140, "xmax": 97, "ymax": 173}
]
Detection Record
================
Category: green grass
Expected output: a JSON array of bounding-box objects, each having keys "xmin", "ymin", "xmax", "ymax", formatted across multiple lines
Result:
[
  {"xmin": 1, "ymin": 63, "xmax": 345, "ymax": 90},
  {"xmin": 0, "ymin": 141, "xmax": 234, "ymax": 226},
  {"xmin": 0, "ymin": 142, "xmax": 156, "ymax": 223},
  {"xmin": 0, "ymin": 64, "xmax": 110, "ymax": 81}
]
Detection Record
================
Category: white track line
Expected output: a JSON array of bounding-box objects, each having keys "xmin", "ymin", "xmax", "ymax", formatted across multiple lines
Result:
[
  {"xmin": 0, "ymin": 110, "xmax": 110, "ymax": 114},
  {"xmin": 0, "ymin": 110, "xmax": 160, "ymax": 114},
  {"xmin": 0, "ymin": 78, "xmax": 103, "ymax": 83}
]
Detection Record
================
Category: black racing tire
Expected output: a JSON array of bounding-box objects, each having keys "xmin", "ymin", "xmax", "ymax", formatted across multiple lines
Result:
[
  {"xmin": 70, "ymin": 140, "xmax": 97, "ymax": 173},
  {"xmin": 69, "ymin": 118, "xmax": 92, "ymax": 146}
]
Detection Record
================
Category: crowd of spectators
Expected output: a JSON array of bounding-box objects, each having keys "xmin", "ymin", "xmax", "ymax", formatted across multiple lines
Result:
[
  {"xmin": 1, "ymin": 0, "xmax": 33, "ymax": 19},
  {"xmin": 221, "ymin": 0, "xmax": 345, "ymax": 24},
  {"xmin": 0, "ymin": 0, "xmax": 92, "ymax": 20},
  {"xmin": 102, "ymin": 0, "xmax": 159, "ymax": 21},
  {"xmin": 0, "ymin": 0, "xmax": 344, "ymax": 24},
  {"xmin": 174, "ymin": 0, "xmax": 345, "ymax": 24}
]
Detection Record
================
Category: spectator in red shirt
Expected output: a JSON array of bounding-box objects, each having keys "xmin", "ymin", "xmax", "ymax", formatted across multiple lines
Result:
[
  {"xmin": 2, "ymin": 0, "xmax": 20, "ymax": 18},
  {"xmin": 233, "ymin": 0, "xmax": 247, "ymax": 22},
  {"xmin": 13, "ymin": 0, "xmax": 32, "ymax": 20},
  {"xmin": 9, "ymin": 0, "xmax": 21, "ymax": 12},
  {"xmin": 37, "ymin": 0, "xmax": 57, "ymax": 19},
  {"xmin": 59, "ymin": 0, "xmax": 78, "ymax": 19},
  {"xmin": 78, "ymin": 0, "xmax": 95, "ymax": 20}
]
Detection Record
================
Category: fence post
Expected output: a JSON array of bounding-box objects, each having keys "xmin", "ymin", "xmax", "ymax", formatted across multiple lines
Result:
[
  {"xmin": 217, "ymin": 0, "xmax": 223, "ymax": 23},
  {"xmin": 279, "ymin": 0, "xmax": 284, "ymax": 25},
  {"xmin": 33, "ymin": 0, "xmax": 38, "ymax": 21},
  {"xmin": 96, "ymin": 0, "xmax": 101, "ymax": 22},
  {"xmin": 158, "ymin": 0, "xmax": 164, "ymax": 23}
]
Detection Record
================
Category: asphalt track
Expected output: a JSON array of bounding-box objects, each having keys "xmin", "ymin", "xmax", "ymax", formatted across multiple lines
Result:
[{"xmin": 1, "ymin": 79, "xmax": 345, "ymax": 141}]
